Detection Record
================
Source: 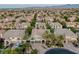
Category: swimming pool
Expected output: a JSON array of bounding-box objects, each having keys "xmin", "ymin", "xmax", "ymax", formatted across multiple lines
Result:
[{"xmin": 45, "ymin": 48, "xmax": 76, "ymax": 54}]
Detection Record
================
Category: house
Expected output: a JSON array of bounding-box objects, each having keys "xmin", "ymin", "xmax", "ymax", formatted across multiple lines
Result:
[
  {"xmin": 26, "ymin": 15, "xmax": 34, "ymax": 22},
  {"xmin": 75, "ymin": 22, "xmax": 79, "ymax": 29},
  {"xmin": 68, "ymin": 16, "xmax": 76, "ymax": 22},
  {"xmin": 54, "ymin": 28, "xmax": 77, "ymax": 42},
  {"xmin": 29, "ymin": 29, "xmax": 49, "ymax": 43},
  {"xmin": 36, "ymin": 16, "xmax": 45, "ymax": 22},
  {"xmin": 3, "ymin": 17, "xmax": 15, "ymax": 23},
  {"xmin": 66, "ymin": 22, "xmax": 76, "ymax": 28},
  {"xmin": 15, "ymin": 22, "xmax": 30, "ymax": 29},
  {"xmin": 35, "ymin": 22, "xmax": 46, "ymax": 29},
  {"xmin": 66, "ymin": 22, "xmax": 79, "ymax": 29},
  {"xmin": 0, "ymin": 30, "xmax": 6, "ymax": 48},
  {"xmin": 2, "ymin": 30, "xmax": 25, "ymax": 46},
  {"xmin": 45, "ymin": 16, "xmax": 54, "ymax": 23},
  {"xmin": 49, "ymin": 22, "xmax": 62, "ymax": 29},
  {"xmin": 0, "ymin": 23, "xmax": 4, "ymax": 29},
  {"xmin": 58, "ymin": 18, "xmax": 65, "ymax": 22},
  {"xmin": 0, "ymin": 30, "xmax": 5, "ymax": 38},
  {"xmin": 3, "ymin": 22, "xmax": 15, "ymax": 29}
]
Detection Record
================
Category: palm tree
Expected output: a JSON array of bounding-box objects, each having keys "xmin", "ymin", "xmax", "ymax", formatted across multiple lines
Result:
[
  {"xmin": 42, "ymin": 30, "xmax": 64, "ymax": 47},
  {"xmin": 42, "ymin": 31, "xmax": 51, "ymax": 41},
  {"xmin": 31, "ymin": 49, "xmax": 38, "ymax": 54},
  {"xmin": 54, "ymin": 35, "xmax": 64, "ymax": 47},
  {"xmin": 42, "ymin": 31, "xmax": 56, "ymax": 47}
]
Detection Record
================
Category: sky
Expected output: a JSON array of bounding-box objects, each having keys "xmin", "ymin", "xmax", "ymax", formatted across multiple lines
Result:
[
  {"xmin": 0, "ymin": 4, "xmax": 79, "ymax": 8},
  {"xmin": 0, "ymin": 4, "xmax": 63, "ymax": 8}
]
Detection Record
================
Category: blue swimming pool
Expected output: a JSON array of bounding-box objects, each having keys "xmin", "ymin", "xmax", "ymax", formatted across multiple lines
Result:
[{"xmin": 45, "ymin": 48, "xmax": 76, "ymax": 54}]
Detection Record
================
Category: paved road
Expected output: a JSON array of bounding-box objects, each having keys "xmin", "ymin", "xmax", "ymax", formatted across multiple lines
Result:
[
  {"xmin": 31, "ymin": 41, "xmax": 79, "ymax": 54},
  {"xmin": 64, "ymin": 42, "xmax": 79, "ymax": 54}
]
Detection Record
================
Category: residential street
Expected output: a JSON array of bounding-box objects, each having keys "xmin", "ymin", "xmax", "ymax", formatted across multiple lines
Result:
[{"xmin": 64, "ymin": 42, "xmax": 79, "ymax": 54}]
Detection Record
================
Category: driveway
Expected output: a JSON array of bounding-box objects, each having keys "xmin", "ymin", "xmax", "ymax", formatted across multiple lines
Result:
[{"xmin": 31, "ymin": 43, "xmax": 48, "ymax": 54}]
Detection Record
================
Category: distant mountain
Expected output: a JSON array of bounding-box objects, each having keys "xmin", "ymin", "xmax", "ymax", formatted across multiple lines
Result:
[
  {"xmin": 50, "ymin": 4, "xmax": 79, "ymax": 8},
  {"xmin": 25, "ymin": 4, "xmax": 79, "ymax": 8}
]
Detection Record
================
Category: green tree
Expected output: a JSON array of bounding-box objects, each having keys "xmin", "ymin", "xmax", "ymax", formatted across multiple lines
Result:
[
  {"xmin": 50, "ymin": 28, "xmax": 54, "ymax": 33},
  {"xmin": 23, "ymin": 26, "xmax": 32, "ymax": 40},
  {"xmin": 31, "ymin": 49, "xmax": 38, "ymax": 54},
  {"xmin": 26, "ymin": 26, "xmax": 32, "ymax": 36},
  {"xmin": 1, "ymin": 48, "xmax": 18, "ymax": 54},
  {"xmin": 64, "ymin": 16, "xmax": 68, "ymax": 20},
  {"xmin": 46, "ymin": 23, "xmax": 51, "ymax": 29},
  {"xmin": 0, "ymin": 43, "xmax": 4, "ymax": 49},
  {"xmin": 31, "ymin": 19, "xmax": 36, "ymax": 27},
  {"xmin": 75, "ymin": 18, "xmax": 79, "ymax": 22},
  {"xmin": 31, "ymin": 14, "xmax": 37, "ymax": 27},
  {"xmin": 18, "ymin": 43, "xmax": 31, "ymax": 54},
  {"xmin": 60, "ymin": 21, "xmax": 67, "ymax": 28},
  {"xmin": 64, "ymin": 16, "xmax": 69, "ymax": 21},
  {"xmin": 55, "ymin": 35, "xmax": 64, "ymax": 47},
  {"xmin": 68, "ymin": 27, "xmax": 76, "ymax": 33},
  {"xmin": 8, "ymin": 14, "xmax": 14, "ymax": 17},
  {"xmin": 46, "ymin": 23, "xmax": 54, "ymax": 33}
]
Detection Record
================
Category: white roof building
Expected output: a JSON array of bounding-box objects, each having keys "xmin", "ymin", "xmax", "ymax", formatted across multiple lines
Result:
[
  {"xmin": 15, "ymin": 22, "xmax": 30, "ymax": 29},
  {"xmin": 49, "ymin": 22, "xmax": 62, "ymax": 29},
  {"xmin": 35, "ymin": 22, "xmax": 46, "ymax": 29}
]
